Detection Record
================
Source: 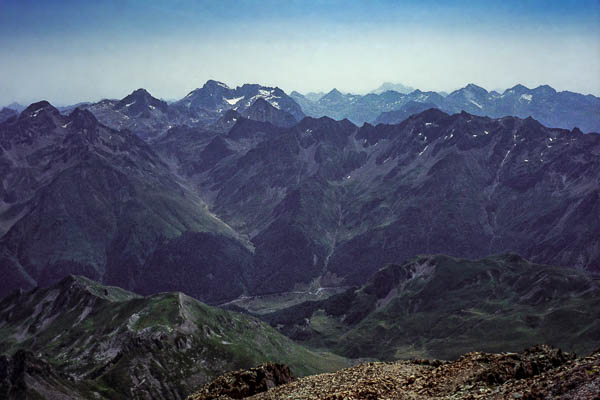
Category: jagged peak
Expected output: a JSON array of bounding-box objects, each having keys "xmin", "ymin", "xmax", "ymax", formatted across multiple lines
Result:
[
  {"xmin": 115, "ymin": 88, "xmax": 167, "ymax": 113},
  {"xmin": 204, "ymin": 79, "xmax": 230, "ymax": 89},
  {"xmin": 532, "ymin": 85, "xmax": 557, "ymax": 95},
  {"xmin": 121, "ymin": 88, "xmax": 162, "ymax": 103},
  {"xmin": 464, "ymin": 83, "xmax": 488, "ymax": 93},
  {"xmin": 323, "ymin": 88, "xmax": 343, "ymax": 97},
  {"xmin": 505, "ymin": 84, "xmax": 530, "ymax": 94},
  {"xmin": 571, "ymin": 127, "xmax": 584, "ymax": 136},
  {"xmin": 19, "ymin": 101, "xmax": 59, "ymax": 119},
  {"xmin": 521, "ymin": 115, "xmax": 545, "ymax": 129},
  {"xmin": 248, "ymin": 97, "xmax": 273, "ymax": 109},
  {"xmin": 131, "ymin": 88, "xmax": 151, "ymax": 96},
  {"xmin": 465, "ymin": 83, "xmax": 484, "ymax": 90},
  {"xmin": 411, "ymin": 107, "xmax": 450, "ymax": 121}
]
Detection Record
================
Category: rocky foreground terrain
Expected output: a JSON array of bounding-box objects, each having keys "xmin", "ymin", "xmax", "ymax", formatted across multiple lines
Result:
[{"xmin": 188, "ymin": 345, "xmax": 600, "ymax": 400}]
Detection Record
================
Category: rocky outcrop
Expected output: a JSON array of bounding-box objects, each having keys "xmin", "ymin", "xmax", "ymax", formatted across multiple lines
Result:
[
  {"xmin": 187, "ymin": 363, "xmax": 294, "ymax": 400},
  {"xmin": 225, "ymin": 345, "xmax": 599, "ymax": 400}
]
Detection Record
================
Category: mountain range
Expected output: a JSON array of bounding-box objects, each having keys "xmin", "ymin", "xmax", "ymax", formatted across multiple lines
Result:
[
  {"xmin": 5, "ymin": 81, "xmax": 598, "ymax": 140},
  {"xmin": 53, "ymin": 81, "xmax": 304, "ymax": 140},
  {"xmin": 1, "ymin": 101, "xmax": 599, "ymax": 304},
  {"xmin": 292, "ymin": 83, "xmax": 600, "ymax": 131}
]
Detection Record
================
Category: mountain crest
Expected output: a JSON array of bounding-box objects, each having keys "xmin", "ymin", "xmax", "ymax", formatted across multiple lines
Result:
[
  {"xmin": 319, "ymin": 89, "xmax": 345, "ymax": 104},
  {"xmin": 131, "ymin": 88, "xmax": 151, "ymax": 97},
  {"xmin": 464, "ymin": 83, "xmax": 488, "ymax": 94},
  {"xmin": 114, "ymin": 88, "xmax": 168, "ymax": 114},
  {"xmin": 506, "ymin": 84, "xmax": 530, "ymax": 94},
  {"xmin": 19, "ymin": 100, "xmax": 59, "ymax": 119},
  {"xmin": 204, "ymin": 79, "xmax": 231, "ymax": 90},
  {"xmin": 532, "ymin": 85, "xmax": 557, "ymax": 96},
  {"xmin": 240, "ymin": 97, "xmax": 298, "ymax": 127}
]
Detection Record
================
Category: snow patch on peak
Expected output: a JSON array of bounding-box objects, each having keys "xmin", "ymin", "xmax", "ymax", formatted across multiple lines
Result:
[
  {"xmin": 249, "ymin": 89, "xmax": 282, "ymax": 109},
  {"xmin": 225, "ymin": 96, "xmax": 244, "ymax": 105},
  {"xmin": 469, "ymin": 100, "xmax": 482, "ymax": 109},
  {"xmin": 520, "ymin": 94, "xmax": 533, "ymax": 102},
  {"xmin": 31, "ymin": 108, "xmax": 45, "ymax": 117}
]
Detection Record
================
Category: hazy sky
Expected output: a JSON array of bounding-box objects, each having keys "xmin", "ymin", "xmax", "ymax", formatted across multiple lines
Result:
[{"xmin": 1, "ymin": 0, "xmax": 599, "ymax": 106}]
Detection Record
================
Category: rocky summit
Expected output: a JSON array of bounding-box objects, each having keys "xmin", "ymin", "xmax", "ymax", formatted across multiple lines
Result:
[
  {"xmin": 187, "ymin": 363, "xmax": 294, "ymax": 400},
  {"xmin": 189, "ymin": 346, "xmax": 600, "ymax": 400}
]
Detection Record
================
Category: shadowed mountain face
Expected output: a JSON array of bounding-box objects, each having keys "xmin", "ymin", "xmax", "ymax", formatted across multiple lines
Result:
[
  {"xmin": 264, "ymin": 254, "xmax": 600, "ymax": 360},
  {"xmin": 0, "ymin": 102, "xmax": 249, "ymax": 299},
  {"xmin": 157, "ymin": 108, "xmax": 600, "ymax": 298},
  {"xmin": 0, "ymin": 276, "xmax": 349, "ymax": 399},
  {"xmin": 293, "ymin": 84, "xmax": 600, "ymax": 132}
]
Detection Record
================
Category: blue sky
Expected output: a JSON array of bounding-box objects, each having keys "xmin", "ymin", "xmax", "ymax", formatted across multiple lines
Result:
[{"xmin": 0, "ymin": 0, "xmax": 599, "ymax": 105}]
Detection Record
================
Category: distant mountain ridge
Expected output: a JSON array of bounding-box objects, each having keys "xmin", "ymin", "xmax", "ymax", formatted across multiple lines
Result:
[
  {"xmin": 7, "ymin": 81, "xmax": 597, "ymax": 140},
  {"xmin": 370, "ymin": 82, "xmax": 415, "ymax": 94},
  {"xmin": 294, "ymin": 83, "xmax": 600, "ymax": 132},
  {"xmin": 59, "ymin": 81, "xmax": 305, "ymax": 139}
]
